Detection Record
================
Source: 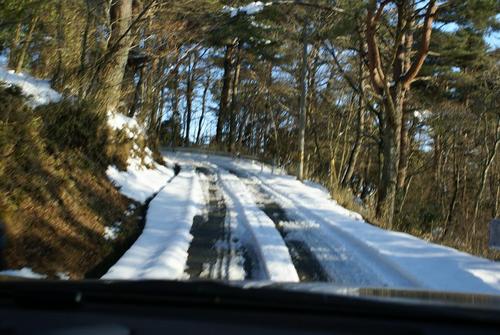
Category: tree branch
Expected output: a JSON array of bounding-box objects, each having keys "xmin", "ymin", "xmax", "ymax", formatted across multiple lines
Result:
[
  {"xmin": 402, "ymin": 0, "xmax": 438, "ymax": 87},
  {"xmin": 365, "ymin": 0, "xmax": 387, "ymax": 92}
]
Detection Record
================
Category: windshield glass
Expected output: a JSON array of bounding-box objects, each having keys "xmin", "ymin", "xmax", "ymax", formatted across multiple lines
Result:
[{"xmin": 0, "ymin": 0, "xmax": 499, "ymax": 302}]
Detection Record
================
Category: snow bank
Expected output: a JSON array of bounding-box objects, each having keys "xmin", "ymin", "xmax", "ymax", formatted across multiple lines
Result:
[
  {"xmin": 103, "ymin": 167, "xmax": 204, "ymax": 279},
  {"xmin": 218, "ymin": 168, "xmax": 299, "ymax": 282},
  {"xmin": 0, "ymin": 267, "xmax": 46, "ymax": 279},
  {"xmin": 106, "ymin": 157, "xmax": 173, "ymax": 203},
  {"xmin": 223, "ymin": 1, "xmax": 271, "ymax": 17},
  {"xmin": 107, "ymin": 111, "xmax": 145, "ymax": 139},
  {"xmin": 0, "ymin": 57, "xmax": 61, "ymax": 107},
  {"xmin": 105, "ymin": 110, "xmax": 173, "ymax": 203}
]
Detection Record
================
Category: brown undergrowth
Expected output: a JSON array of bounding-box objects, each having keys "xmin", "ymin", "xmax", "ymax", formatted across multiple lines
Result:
[{"xmin": 0, "ymin": 85, "xmax": 148, "ymax": 278}]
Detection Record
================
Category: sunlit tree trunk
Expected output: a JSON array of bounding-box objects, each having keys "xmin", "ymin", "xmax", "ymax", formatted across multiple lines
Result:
[{"xmin": 92, "ymin": 0, "xmax": 135, "ymax": 113}]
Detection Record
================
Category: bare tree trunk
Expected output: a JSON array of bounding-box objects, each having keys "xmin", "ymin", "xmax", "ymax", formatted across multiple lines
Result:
[
  {"xmin": 298, "ymin": 23, "xmax": 308, "ymax": 181},
  {"xmin": 494, "ymin": 182, "xmax": 500, "ymax": 218},
  {"xmin": 92, "ymin": 0, "xmax": 135, "ymax": 113},
  {"xmin": 330, "ymin": 157, "xmax": 337, "ymax": 189},
  {"xmin": 171, "ymin": 63, "xmax": 181, "ymax": 146},
  {"xmin": 237, "ymin": 112, "xmax": 251, "ymax": 149},
  {"xmin": 52, "ymin": 0, "xmax": 65, "ymax": 87},
  {"xmin": 398, "ymin": 175, "xmax": 413, "ymax": 214},
  {"xmin": 15, "ymin": 16, "xmax": 39, "ymax": 73},
  {"xmin": 228, "ymin": 47, "xmax": 241, "ymax": 152},
  {"xmin": 215, "ymin": 42, "xmax": 236, "ymax": 145},
  {"xmin": 329, "ymin": 109, "xmax": 345, "ymax": 188},
  {"xmin": 196, "ymin": 73, "xmax": 210, "ymax": 144},
  {"xmin": 443, "ymin": 139, "xmax": 460, "ymax": 239},
  {"xmin": 129, "ymin": 65, "xmax": 145, "ymax": 118},
  {"xmin": 78, "ymin": 0, "xmax": 93, "ymax": 98},
  {"xmin": 307, "ymin": 46, "xmax": 322, "ymax": 168},
  {"xmin": 184, "ymin": 53, "xmax": 198, "ymax": 146},
  {"xmin": 264, "ymin": 63, "xmax": 281, "ymax": 159},
  {"xmin": 473, "ymin": 120, "xmax": 500, "ymax": 223},
  {"xmin": 397, "ymin": 108, "xmax": 411, "ymax": 189},
  {"xmin": 397, "ymin": 22, "xmax": 415, "ymax": 192},
  {"xmin": 304, "ymin": 153, "xmax": 311, "ymax": 180},
  {"xmin": 377, "ymin": 90, "xmax": 405, "ymax": 227},
  {"xmin": 8, "ymin": 23, "xmax": 22, "ymax": 69},
  {"xmin": 341, "ymin": 91, "xmax": 365, "ymax": 187},
  {"xmin": 433, "ymin": 133, "xmax": 443, "ymax": 200}
]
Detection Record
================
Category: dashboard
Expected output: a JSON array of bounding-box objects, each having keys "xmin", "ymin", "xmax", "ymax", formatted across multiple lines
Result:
[{"xmin": 0, "ymin": 280, "xmax": 499, "ymax": 335}]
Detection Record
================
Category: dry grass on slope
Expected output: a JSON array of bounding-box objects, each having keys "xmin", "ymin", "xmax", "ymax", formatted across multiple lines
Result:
[{"xmin": 0, "ymin": 86, "xmax": 146, "ymax": 279}]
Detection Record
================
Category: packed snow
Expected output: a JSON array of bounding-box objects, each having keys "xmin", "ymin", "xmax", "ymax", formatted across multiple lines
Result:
[
  {"xmin": 0, "ymin": 56, "xmax": 62, "ymax": 107},
  {"xmin": 103, "ymin": 167, "xmax": 204, "ymax": 279}
]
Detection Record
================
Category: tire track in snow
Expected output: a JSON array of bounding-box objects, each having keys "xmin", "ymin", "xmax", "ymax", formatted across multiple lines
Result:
[
  {"xmin": 223, "ymin": 166, "xmax": 410, "ymax": 287},
  {"xmin": 249, "ymin": 171, "xmax": 421, "ymax": 288},
  {"xmin": 184, "ymin": 167, "xmax": 247, "ymax": 280},
  {"xmin": 228, "ymin": 169, "xmax": 329, "ymax": 282},
  {"xmin": 217, "ymin": 168, "xmax": 300, "ymax": 282}
]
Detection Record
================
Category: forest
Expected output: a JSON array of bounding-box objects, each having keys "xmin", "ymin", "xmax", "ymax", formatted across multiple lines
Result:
[{"xmin": 0, "ymin": 0, "xmax": 499, "ymax": 275}]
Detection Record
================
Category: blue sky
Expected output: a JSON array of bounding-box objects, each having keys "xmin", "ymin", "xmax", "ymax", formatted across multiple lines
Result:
[{"xmin": 485, "ymin": 31, "xmax": 500, "ymax": 49}]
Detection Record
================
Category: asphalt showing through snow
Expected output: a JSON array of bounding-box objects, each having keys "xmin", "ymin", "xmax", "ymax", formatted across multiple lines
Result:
[
  {"xmin": 184, "ymin": 167, "xmax": 250, "ymax": 280},
  {"xmin": 178, "ymin": 158, "xmax": 385, "ymax": 285},
  {"xmin": 228, "ymin": 169, "xmax": 330, "ymax": 282}
]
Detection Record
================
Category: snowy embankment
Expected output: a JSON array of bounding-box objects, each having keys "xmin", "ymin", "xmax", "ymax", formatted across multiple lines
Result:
[
  {"xmin": 170, "ymin": 151, "xmax": 500, "ymax": 295},
  {"xmin": 104, "ymin": 112, "xmax": 207, "ymax": 279},
  {"xmin": 218, "ymin": 169, "xmax": 299, "ymax": 282},
  {"xmin": 0, "ymin": 56, "xmax": 61, "ymax": 107},
  {"xmin": 105, "ymin": 112, "xmax": 175, "ymax": 203},
  {"xmin": 106, "ymin": 157, "xmax": 173, "ymax": 203},
  {"xmin": 103, "ymin": 167, "xmax": 204, "ymax": 279}
]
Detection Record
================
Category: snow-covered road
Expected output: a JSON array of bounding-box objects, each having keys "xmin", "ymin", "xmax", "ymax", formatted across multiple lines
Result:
[
  {"xmin": 104, "ymin": 150, "xmax": 500, "ymax": 296},
  {"xmin": 103, "ymin": 167, "xmax": 204, "ymax": 279}
]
